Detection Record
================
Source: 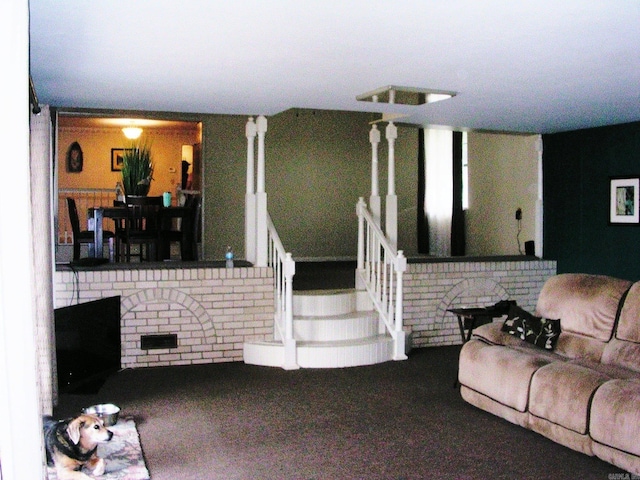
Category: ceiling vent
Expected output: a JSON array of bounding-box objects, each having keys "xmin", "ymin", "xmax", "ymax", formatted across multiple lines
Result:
[{"xmin": 356, "ymin": 85, "xmax": 456, "ymax": 106}]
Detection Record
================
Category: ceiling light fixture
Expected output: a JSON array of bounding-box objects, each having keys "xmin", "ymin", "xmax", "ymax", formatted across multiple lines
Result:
[
  {"xmin": 357, "ymin": 85, "xmax": 456, "ymax": 106},
  {"xmin": 122, "ymin": 126, "xmax": 143, "ymax": 139}
]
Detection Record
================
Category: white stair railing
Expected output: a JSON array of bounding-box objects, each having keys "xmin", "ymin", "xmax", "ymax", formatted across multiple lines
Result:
[
  {"xmin": 267, "ymin": 213, "xmax": 298, "ymax": 369},
  {"xmin": 356, "ymin": 197, "xmax": 407, "ymax": 360}
]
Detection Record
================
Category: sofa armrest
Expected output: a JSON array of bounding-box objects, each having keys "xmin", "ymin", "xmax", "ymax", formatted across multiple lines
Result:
[{"xmin": 472, "ymin": 322, "xmax": 517, "ymax": 346}]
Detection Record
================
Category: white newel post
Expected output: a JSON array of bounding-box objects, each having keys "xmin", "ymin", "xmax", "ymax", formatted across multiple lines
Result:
[
  {"xmin": 255, "ymin": 115, "xmax": 268, "ymax": 267},
  {"xmin": 282, "ymin": 252, "xmax": 298, "ymax": 369},
  {"xmin": 369, "ymin": 124, "xmax": 381, "ymax": 227},
  {"xmin": 356, "ymin": 197, "xmax": 366, "ymax": 291},
  {"xmin": 385, "ymin": 121, "xmax": 398, "ymax": 249},
  {"xmin": 245, "ymin": 117, "xmax": 257, "ymax": 264},
  {"xmin": 393, "ymin": 250, "xmax": 408, "ymax": 360}
]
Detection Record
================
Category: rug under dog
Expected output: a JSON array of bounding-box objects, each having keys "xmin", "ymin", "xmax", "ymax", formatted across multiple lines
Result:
[{"xmin": 47, "ymin": 417, "xmax": 150, "ymax": 480}]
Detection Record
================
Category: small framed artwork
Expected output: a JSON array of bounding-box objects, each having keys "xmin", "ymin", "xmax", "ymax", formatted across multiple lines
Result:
[
  {"xmin": 610, "ymin": 176, "xmax": 640, "ymax": 224},
  {"xmin": 67, "ymin": 141, "xmax": 83, "ymax": 172},
  {"xmin": 111, "ymin": 148, "xmax": 131, "ymax": 172}
]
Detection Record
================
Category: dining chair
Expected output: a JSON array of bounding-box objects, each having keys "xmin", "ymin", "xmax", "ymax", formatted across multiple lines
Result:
[
  {"xmin": 120, "ymin": 196, "xmax": 163, "ymax": 262},
  {"xmin": 66, "ymin": 197, "xmax": 116, "ymax": 262},
  {"xmin": 159, "ymin": 195, "xmax": 201, "ymax": 261}
]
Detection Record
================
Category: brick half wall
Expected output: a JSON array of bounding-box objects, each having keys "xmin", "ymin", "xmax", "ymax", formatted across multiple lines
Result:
[
  {"xmin": 404, "ymin": 259, "xmax": 557, "ymax": 347},
  {"xmin": 54, "ymin": 266, "xmax": 274, "ymax": 369},
  {"xmin": 54, "ymin": 259, "xmax": 556, "ymax": 368}
]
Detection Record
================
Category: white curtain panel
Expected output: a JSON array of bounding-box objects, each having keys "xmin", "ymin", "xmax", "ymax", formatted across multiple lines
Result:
[
  {"xmin": 30, "ymin": 105, "xmax": 56, "ymax": 412},
  {"xmin": 424, "ymin": 128, "xmax": 453, "ymax": 257}
]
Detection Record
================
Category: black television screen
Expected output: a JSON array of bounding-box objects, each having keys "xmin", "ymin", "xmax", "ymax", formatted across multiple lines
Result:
[{"xmin": 54, "ymin": 296, "xmax": 120, "ymax": 394}]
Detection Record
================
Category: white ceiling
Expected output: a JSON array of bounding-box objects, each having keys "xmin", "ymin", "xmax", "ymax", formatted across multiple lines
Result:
[{"xmin": 29, "ymin": 0, "xmax": 640, "ymax": 134}]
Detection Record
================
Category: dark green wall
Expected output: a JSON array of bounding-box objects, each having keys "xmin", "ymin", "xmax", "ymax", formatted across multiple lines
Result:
[{"xmin": 543, "ymin": 121, "xmax": 640, "ymax": 281}]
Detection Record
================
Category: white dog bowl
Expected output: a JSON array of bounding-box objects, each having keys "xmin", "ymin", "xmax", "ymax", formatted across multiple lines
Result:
[{"xmin": 83, "ymin": 403, "xmax": 120, "ymax": 426}]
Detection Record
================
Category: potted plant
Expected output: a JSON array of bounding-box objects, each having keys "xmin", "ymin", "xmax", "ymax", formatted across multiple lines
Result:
[{"xmin": 121, "ymin": 140, "xmax": 154, "ymax": 197}]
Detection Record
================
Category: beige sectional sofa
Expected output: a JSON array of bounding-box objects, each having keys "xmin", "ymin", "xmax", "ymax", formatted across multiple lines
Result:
[{"xmin": 458, "ymin": 273, "xmax": 640, "ymax": 474}]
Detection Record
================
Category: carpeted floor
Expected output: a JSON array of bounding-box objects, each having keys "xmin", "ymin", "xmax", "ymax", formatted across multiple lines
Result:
[{"xmin": 53, "ymin": 346, "xmax": 626, "ymax": 479}]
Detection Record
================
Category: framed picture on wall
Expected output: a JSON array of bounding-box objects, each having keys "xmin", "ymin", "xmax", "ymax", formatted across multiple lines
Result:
[
  {"xmin": 111, "ymin": 148, "xmax": 131, "ymax": 171},
  {"xmin": 610, "ymin": 176, "xmax": 640, "ymax": 224},
  {"xmin": 67, "ymin": 141, "xmax": 83, "ymax": 172}
]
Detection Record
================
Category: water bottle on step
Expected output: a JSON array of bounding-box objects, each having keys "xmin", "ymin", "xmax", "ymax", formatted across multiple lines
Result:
[{"xmin": 225, "ymin": 246, "xmax": 234, "ymax": 268}]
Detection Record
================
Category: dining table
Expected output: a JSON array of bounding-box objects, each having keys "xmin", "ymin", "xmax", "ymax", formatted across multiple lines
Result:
[{"xmin": 89, "ymin": 205, "xmax": 193, "ymax": 261}]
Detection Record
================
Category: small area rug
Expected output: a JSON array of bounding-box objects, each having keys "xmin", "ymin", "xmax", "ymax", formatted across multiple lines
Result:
[{"xmin": 47, "ymin": 417, "xmax": 150, "ymax": 480}]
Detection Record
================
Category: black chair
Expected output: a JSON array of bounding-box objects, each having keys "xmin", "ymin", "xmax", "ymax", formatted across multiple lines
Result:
[
  {"xmin": 120, "ymin": 196, "xmax": 162, "ymax": 262},
  {"xmin": 159, "ymin": 195, "xmax": 202, "ymax": 261},
  {"xmin": 66, "ymin": 197, "xmax": 115, "ymax": 262}
]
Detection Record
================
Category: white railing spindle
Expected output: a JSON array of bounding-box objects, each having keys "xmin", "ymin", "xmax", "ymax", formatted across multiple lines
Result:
[
  {"xmin": 356, "ymin": 197, "xmax": 407, "ymax": 360},
  {"xmin": 267, "ymin": 213, "xmax": 298, "ymax": 369}
]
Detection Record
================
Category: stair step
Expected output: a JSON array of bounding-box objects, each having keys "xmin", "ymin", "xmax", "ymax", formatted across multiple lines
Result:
[
  {"xmin": 293, "ymin": 289, "xmax": 357, "ymax": 317},
  {"xmin": 300, "ymin": 335, "xmax": 394, "ymax": 368},
  {"xmin": 244, "ymin": 335, "xmax": 394, "ymax": 369},
  {"xmin": 294, "ymin": 311, "xmax": 379, "ymax": 342},
  {"xmin": 243, "ymin": 287, "xmax": 401, "ymax": 369},
  {"xmin": 243, "ymin": 341, "xmax": 288, "ymax": 368}
]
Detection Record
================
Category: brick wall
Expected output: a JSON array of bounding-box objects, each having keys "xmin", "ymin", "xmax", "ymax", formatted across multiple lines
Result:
[
  {"xmin": 54, "ymin": 266, "xmax": 274, "ymax": 369},
  {"xmin": 404, "ymin": 259, "xmax": 557, "ymax": 347},
  {"xmin": 54, "ymin": 259, "xmax": 556, "ymax": 369}
]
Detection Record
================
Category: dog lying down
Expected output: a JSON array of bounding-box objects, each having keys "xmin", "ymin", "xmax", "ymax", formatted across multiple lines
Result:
[{"xmin": 44, "ymin": 414, "xmax": 113, "ymax": 480}]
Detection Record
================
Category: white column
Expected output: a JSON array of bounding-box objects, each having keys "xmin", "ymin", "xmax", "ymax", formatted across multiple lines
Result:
[
  {"xmin": 255, "ymin": 115, "xmax": 268, "ymax": 266},
  {"xmin": 369, "ymin": 124, "xmax": 381, "ymax": 227},
  {"xmin": 0, "ymin": 1, "xmax": 43, "ymax": 477},
  {"xmin": 245, "ymin": 117, "xmax": 257, "ymax": 264},
  {"xmin": 385, "ymin": 121, "xmax": 398, "ymax": 249}
]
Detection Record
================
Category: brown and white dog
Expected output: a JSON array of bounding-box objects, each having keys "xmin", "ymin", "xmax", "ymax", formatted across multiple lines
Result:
[{"xmin": 44, "ymin": 414, "xmax": 113, "ymax": 480}]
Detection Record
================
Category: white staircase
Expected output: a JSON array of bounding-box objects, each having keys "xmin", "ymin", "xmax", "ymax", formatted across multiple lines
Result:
[{"xmin": 243, "ymin": 288, "xmax": 395, "ymax": 369}]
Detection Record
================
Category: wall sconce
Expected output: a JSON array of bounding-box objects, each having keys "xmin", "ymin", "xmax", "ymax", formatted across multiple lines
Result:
[{"xmin": 122, "ymin": 126, "xmax": 143, "ymax": 139}]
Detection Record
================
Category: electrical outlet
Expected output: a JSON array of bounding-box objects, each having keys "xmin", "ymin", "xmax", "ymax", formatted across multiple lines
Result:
[{"xmin": 515, "ymin": 208, "xmax": 522, "ymax": 220}]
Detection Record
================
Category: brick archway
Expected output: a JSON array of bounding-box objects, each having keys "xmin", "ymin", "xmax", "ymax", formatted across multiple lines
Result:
[
  {"xmin": 121, "ymin": 287, "xmax": 217, "ymax": 344},
  {"xmin": 436, "ymin": 277, "xmax": 508, "ymax": 326}
]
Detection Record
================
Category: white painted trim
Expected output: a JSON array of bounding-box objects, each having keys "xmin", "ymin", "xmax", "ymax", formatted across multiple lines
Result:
[{"xmin": 0, "ymin": 2, "xmax": 45, "ymax": 478}]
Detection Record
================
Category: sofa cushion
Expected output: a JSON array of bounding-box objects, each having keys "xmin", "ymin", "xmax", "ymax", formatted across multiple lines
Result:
[
  {"xmin": 616, "ymin": 281, "xmax": 640, "ymax": 343},
  {"xmin": 459, "ymin": 339, "xmax": 553, "ymax": 412},
  {"xmin": 529, "ymin": 362, "xmax": 611, "ymax": 434},
  {"xmin": 591, "ymin": 379, "xmax": 640, "ymax": 457},
  {"xmin": 554, "ymin": 331, "xmax": 608, "ymax": 362},
  {"xmin": 602, "ymin": 338, "xmax": 640, "ymax": 374},
  {"xmin": 501, "ymin": 305, "xmax": 560, "ymax": 350},
  {"xmin": 535, "ymin": 274, "xmax": 632, "ymax": 342},
  {"xmin": 571, "ymin": 355, "xmax": 640, "ymax": 380}
]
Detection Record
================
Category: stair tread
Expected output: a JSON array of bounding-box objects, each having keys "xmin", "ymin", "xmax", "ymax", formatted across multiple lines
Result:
[
  {"xmin": 299, "ymin": 335, "xmax": 391, "ymax": 347},
  {"xmin": 298, "ymin": 337, "xmax": 393, "ymax": 348},
  {"xmin": 246, "ymin": 334, "xmax": 390, "ymax": 347},
  {"xmin": 295, "ymin": 310, "xmax": 375, "ymax": 320},
  {"xmin": 294, "ymin": 288, "xmax": 356, "ymax": 296}
]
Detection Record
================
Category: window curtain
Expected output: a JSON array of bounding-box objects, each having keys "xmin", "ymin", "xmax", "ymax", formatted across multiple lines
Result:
[
  {"xmin": 424, "ymin": 128, "xmax": 453, "ymax": 256},
  {"xmin": 417, "ymin": 129, "xmax": 464, "ymax": 256},
  {"xmin": 417, "ymin": 129, "xmax": 429, "ymax": 254},
  {"xmin": 30, "ymin": 105, "xmax": 56, "ymax": 412},
  {"xmin": 451, "ymin": 131, "xmax": 465, "ymax": 256}
]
